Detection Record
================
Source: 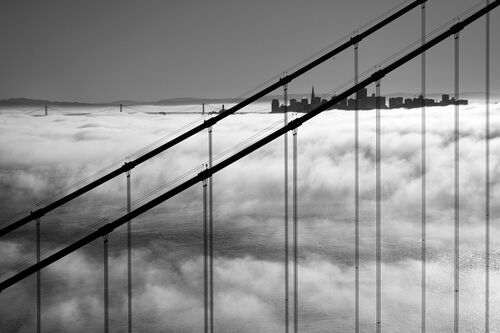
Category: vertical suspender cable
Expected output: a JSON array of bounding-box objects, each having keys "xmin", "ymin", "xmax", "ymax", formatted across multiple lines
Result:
[
  {"xmin": 104, "ymin": 233, "xmax": 109, "ymax": 333},
  {"xmin": 36, "ymin": 206, "xmax": 41, "ymax": 333},
  {"xmin": 126, "ymin": 170, "xmax": 132, "ymax": 333},
  {"xmin": 485, "ymin": 1, "xmax": 490, "ymax": 331},
  {"xmin": 354, "ymin": 41, "xmax": 360, "ymax": 333},
  {"xmin": 203, "ymin": 171, "xmax": 209, "ymax": 333},
  {"xmin": 421, "ymin": 4, "xmax": 427, "ymax": 333},
  {"xmin": 208, "ymin": 125, "xmax": 214, "ymax": 333},
  {"xmin": 453, "ymin": 30, "xmax": 460, "ymax": 333},
  {"xmin": 375, "ymin": 79, "xmax": 382, "ymax": 333},
  {"xmin": 284, "ymin": 83, "xmax": 290, "ymax": 333},
  {"xmin": 293, "ymin": 126, "xmax": 298, "ymax": 333}
]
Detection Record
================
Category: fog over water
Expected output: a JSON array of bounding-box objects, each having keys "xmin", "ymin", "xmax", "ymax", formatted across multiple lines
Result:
[{"xmin": 1, "ymin": 102, "xmax": 500, "ymax": 332}]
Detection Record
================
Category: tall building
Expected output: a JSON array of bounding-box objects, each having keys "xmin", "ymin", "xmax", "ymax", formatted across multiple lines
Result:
[
  {"xmin": 271, "ymin": 99, "xmax": 280, "ymax": 113},
  {"xmin": 311, "ymin": 86, "xmax": 321, "ymax": 105},
  {"xmin": 358, "ymin": 88, "xmax": 368, "ymax": 100}
]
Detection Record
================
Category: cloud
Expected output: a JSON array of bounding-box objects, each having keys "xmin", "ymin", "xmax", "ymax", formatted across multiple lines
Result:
[
  {"xmin": 1, "ymin": 103, "xmax": 500, "ymax": 331},
  {"xmin": 2, "ymin": 246, "xmax": 499, "ymax": 332}
]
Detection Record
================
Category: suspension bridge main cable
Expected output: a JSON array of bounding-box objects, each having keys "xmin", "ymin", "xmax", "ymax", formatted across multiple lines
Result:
[
  {"xmin": 0, "ymin": 0, "xmax": 427, "ymax": 238},
  {"xmin": 2, "ymin": 0, "xmax": 497, "ymax": 292}
]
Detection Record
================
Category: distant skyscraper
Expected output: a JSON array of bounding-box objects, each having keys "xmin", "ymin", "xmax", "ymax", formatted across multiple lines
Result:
[
  {"xmin": 271, "ymin": 99, "xmax": 280, "ymax": 113},
  {"xmin": 310, "ymin": 86, "xmax": 321, "ymax": 106},
  {"xmin": 358, "ymin": 88, "xmax": 368, "ymax": 100}
]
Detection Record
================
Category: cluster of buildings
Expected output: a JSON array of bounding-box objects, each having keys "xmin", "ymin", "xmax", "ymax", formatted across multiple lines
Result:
[{"xmin": 271, "ymin": 87, "xmax": 468, "ymax": 113}]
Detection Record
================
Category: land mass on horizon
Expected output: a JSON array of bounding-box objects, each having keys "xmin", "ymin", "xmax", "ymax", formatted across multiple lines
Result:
[{"xmin": 0, "ymin": 91, "xmax": 496, "ymax": 109}]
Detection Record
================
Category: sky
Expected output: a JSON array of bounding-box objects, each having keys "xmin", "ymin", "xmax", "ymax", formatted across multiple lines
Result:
[
  {"xmin": 0, "ymin": 0, "xmax": 499, "ymax": 102},
  {"xmin": 1, "ymin": 103, "xmax": 500, "ymax": 331}
]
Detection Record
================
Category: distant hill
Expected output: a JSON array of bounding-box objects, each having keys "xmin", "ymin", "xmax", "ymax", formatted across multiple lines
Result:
[
  {"xmin": 0, "ymin": 97, "xmax": 250, "ymax": 107},
  {"xmin": 1, "ymin": 92, "xmax": 497, "ymax": 108},
  {"xmin": 0, "ymin": 96, "xmax": 281, "ymax": 107},
  {"xmin": 0, "ymin": 98, "xmax": 109, "ymax": 107},
  {"xmin": 0, "ymin": 95, "xmax": 333, "ymax": 107}
]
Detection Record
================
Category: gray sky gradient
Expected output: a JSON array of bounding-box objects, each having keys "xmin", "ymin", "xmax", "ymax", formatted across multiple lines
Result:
[{"xmin": 0, "ymin": 0, "xmax": 499, "ymax": 102}]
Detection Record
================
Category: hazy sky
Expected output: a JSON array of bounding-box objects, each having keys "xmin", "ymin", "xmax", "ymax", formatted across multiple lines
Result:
[{"xmin": 0, "ymin": 0, "xmax": 499, "ymax": 102}]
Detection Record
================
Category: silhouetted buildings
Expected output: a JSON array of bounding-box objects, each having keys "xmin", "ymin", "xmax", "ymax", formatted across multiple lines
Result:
[
  {"xmin": 272, "ymin": 87, "xmax": 329, "ymax": 113},
  {"xmin": 271, "ymin": 87, "xmax": 468, "ymax": 113}
]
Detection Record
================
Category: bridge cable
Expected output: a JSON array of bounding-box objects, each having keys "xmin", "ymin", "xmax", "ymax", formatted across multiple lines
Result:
[
  {"xmin": 208, "ymin": 125, "xmax": 214, "ymax": 333},
  {"xmin": 284, "ymin": 83, "xmax": 290, "ymax": 333},
  {"xmin": 453, "ymin": 28, "xmax": 460, "ymax": 333},
  {"xmin": 292, "ymin": 122, "xmax": 298, "ymax": 333},
  {"xmin": 202, "ymin": 171, "xmax": 209, "ymax": 333},
  {"xmin": 328, "ymin": 0, "xmax": 486, "ymax": 100},
  {"xmin": 36, "ymin": 205, "xmax": 41, "ymax": 333},
  {"xmin": 354, "ymin": 41, "xmax": 360, "ymax": 333},
  {"xmin": 421, "ymin": 3, "xmax": 427, "ymax": 333},
  {"xmin": 104, "ymin": 232, "xmax": 109, "ymax": 333},
  {"xmin": 375, "ymin": 79, "xmax": 382, "ymax": 333},
  {"xmin": 485, "ymin": 1, "xmax": 491, "ymax": 331},
  {"xmin": 0, "ymin": 1, "xmax": 488, "ymax": 282},
  {"xmin": 0, "ymin": 113, "xmax": 208, "ymax": 230},
  {"xmin": 0, "ymin": 0, "xmax": 427, "ymax": 238},
  {"xmin": 1, "ymin": 0, "xmax": 497, "ymax": 293},
  {"xmin": 126, "ymin": 169, "xmax": 132, "ymax": 333},
  {"xmin": 218, "ymin": 0, "xmax": 416, "ymax": 108}
]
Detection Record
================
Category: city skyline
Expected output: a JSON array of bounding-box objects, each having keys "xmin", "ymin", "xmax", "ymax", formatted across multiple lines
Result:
[{"xmin": 271, "ymin": 86, "xmax": 469, "ymax": 113}]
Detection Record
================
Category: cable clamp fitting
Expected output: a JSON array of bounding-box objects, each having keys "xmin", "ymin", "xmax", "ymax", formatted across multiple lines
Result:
[
  {"xmin": 30, "ymin": 208, "xmax": 45, "ymax": 220},
  {"xmin": 450, "ymin": 21, "xmax": 464, "ymax": 35},
  {"xmin": 98, "ymin": 220, "xmax": 113, "ymax": 236},
  {"xmin": 279, "ymin": 75, "xmax": 292, "ymax": 86},
  {"xmin": 204, "ymin": 117, "xmax": 217, "ymax": 129},
  {"xmin": 199, "ymin": 168, "xmax": 213, "ymax": 181},
  {"xmin": 290, "ymin": 117, "xmax": 303, "ymax": 129},
  {"xmin": 350, "ymin": 34, "xmax": 363, "ymax": 45},
  {"xmin": 370, "ymin": 70, "xmax": 385, "ymax": 83},
  {"xmin": 123, "ymin": 161, "xmax": 135, "ymax": 172}
]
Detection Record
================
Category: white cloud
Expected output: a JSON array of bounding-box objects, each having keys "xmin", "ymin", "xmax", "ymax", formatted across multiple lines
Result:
[{"xmin": 1, "ymin": 103, "xmax": 500, "ymax": 331}]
